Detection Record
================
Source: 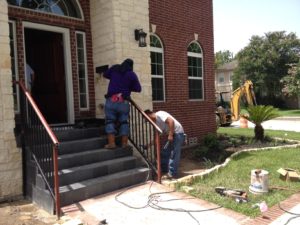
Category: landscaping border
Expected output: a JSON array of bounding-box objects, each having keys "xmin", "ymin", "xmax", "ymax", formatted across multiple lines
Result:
[{"xmin": 164, "ymin": 140, "xmax": 300, "ymax": 188}]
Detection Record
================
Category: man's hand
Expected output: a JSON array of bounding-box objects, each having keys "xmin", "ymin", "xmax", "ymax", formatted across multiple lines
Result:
[{"xmin": 168, "ymin": 133, "xmax": 174, "ymax": 142}]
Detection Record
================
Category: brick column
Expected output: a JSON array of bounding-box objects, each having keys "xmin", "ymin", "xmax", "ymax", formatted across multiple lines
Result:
[
  {"xmin": 0, "ymin": 0, "xmax": 22, "ymax": 201},
  {"xmin": 90, "ymin": 0, "xmax": 152, "ymax": 118}
]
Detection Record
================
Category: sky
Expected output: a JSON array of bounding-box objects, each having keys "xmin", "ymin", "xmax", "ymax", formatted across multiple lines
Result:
[{"xmin": 213, "ymin": 0, "xmax": 300, "ymax": 55}]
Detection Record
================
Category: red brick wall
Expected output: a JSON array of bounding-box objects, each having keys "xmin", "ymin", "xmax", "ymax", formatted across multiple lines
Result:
[
  {"xmin": 149, "ymin": 0, "xmax": 216, "ymax": 143},
  {"xmin": 8, "ymin": 0, "xmax": 95, "ymax": 120}
]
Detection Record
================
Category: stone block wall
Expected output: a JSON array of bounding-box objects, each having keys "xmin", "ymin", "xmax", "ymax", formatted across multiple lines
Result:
[
  {"xmin": 90, "ymin": 0, "xmax": 152, "ymax": 117},
  {"xmin": 0, "ymin": 0, "xmax": 22, "ymax": 201}
]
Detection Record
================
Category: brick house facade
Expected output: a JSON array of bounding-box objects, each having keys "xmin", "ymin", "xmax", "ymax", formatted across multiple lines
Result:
[
  {"xmin": 149, "ymin": 0, "xmax": 216, "ymax": 143},
  {"xmin": 0, "ymin": 0, "xmax": 215, "ymax": 201}
]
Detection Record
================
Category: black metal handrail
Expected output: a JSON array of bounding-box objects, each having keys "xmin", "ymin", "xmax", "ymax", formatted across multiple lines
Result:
[
  {"xmin": 128, "ymin": 99, "xmax": 163, "ymax": 182},
  {"xmin": 17, "ymin": 81, "xmax": 60, "ymax": 217}
]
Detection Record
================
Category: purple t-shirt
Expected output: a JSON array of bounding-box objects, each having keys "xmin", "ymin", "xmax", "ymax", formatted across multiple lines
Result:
[{"xmin": 104, "ymin": 67, "xmax": 142, "ymax": 97}]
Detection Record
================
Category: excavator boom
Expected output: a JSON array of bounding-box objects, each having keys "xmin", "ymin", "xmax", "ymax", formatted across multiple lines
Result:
[{"xmin": 230, "ymin": 80, "xmax": 257, "ymax": 121}]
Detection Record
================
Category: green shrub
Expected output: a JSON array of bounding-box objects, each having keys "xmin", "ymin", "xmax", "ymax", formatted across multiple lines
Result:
[
  {"xmin": 193, "ymin": 146, "xmax": 209, "ymax": 159},
  {"xmin": 203, "ymin": 133, "xmax": 219, "ymax": 150}
]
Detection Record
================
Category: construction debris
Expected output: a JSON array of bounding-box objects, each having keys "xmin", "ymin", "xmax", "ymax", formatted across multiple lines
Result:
[
  {"xmin": 277, "ymin": 168, "xmax": 300, "ymax": 182},
  {"xmin": 215, "ymin": 187, "xmax": 248, "ymax": 203}
]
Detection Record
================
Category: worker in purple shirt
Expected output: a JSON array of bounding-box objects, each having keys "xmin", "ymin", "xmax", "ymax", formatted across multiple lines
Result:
[{"xmin": 103, "ymin": 58, "xmax": 142, "ymax": 149}]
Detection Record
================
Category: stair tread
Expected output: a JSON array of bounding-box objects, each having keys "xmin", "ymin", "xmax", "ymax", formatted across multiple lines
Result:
[
  {"xmin": 58, "ymin": 146, "xmax": 125, "ymax": 158},
  {"xmin": 59, "ymin": 167, "xmax": 150, "ymax": 193},
  {"xmin": 60, "ymin": 136, "xmax": 104, "ymax": 144},
  {"xmin": 59, "ymin": 156, "xmax": 136, "ymax": 175}
]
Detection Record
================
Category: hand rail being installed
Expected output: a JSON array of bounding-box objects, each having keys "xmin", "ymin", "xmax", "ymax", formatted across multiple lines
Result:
[
  {"xmin": 16, "ymin": 81, "xmax": 61, "ymax": 218},
  {"xmin": 128, "ymin": 99, "xmax": 163, "ymax": 183}
]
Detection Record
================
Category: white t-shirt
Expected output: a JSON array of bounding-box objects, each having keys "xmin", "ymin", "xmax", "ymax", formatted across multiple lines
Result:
[
  {"xmin": 155, "ymin": 111, "xmax": 184, "ymax": 134},
  {"xmin": 26, "ymin": 64, "xmax": 34, "ymax": 91}
]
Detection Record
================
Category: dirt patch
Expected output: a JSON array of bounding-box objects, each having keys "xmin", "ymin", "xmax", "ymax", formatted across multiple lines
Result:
[
  {"xmin": 0, "ymin": 200, "xmax": 58, "ymax": 225},
  {"xmin": 178, "ymin": 157, "xmax": 206, "ymax": 178}
]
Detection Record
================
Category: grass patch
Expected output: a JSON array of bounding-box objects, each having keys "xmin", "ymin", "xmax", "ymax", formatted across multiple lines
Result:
[
  {"xmin": 178, "ymin": 148, "xmax": 300, "ymax": 217},
  {"xmin": 218, "ymin": 127, "xmax": 300, "ymax": 141},
  {"xmin": 277, "ymin": 109, "xmax": 300, "ymax": 117}
]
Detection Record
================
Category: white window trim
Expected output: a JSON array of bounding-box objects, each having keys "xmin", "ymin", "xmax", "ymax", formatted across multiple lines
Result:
[
  {"xmin": 187, "ymin": 42, "xmax": 204, "ymax": 100},
  {"xmin": 9, "ymin": 20, "xmax": 20, "ymax": 114},
  {"xmin": 150, "ymin": 34, "xmax": 165, "ymax": 102},
  {"xmin": 187, "ymin": 52, "xmax": 203, "ymax": 58},
  {"xmin": 76, "ymin": 31, "xmax": 89, "ymax": 111}
]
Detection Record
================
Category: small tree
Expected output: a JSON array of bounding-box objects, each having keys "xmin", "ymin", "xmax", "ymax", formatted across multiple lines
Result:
[
  {"xmin": 281, "ymin": 60, "xmax": 300, "ymax": 97},
  {"xmin": 215, "ymin": 50, "xmax": 234, "ymax": 69},
  {"xmin": 247, "ymin": 105, "xmax": 280, "ymax": 141}
]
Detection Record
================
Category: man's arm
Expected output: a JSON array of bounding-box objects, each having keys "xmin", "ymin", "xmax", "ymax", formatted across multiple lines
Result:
[
  {"xmin": 165, "ymin": 117, "xmax": 175, "ymax": 142},
  {"xmin": 130, "ymin": 72, "xmax": 142, "ymax": 93}
]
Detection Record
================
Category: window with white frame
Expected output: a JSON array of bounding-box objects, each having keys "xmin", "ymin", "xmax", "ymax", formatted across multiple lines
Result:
[
  {"xmin": 9, "ymin": 21, "xmax": 20, "ymax": 113},
  {"xmin": 187, "ymin": 42, "xmax": 203, "ymax": 100},
  {"xmin": 76, "ymin": 32, "xmax": 89, "ymax": 110},
  {"xmin": 150, "ymin": 35, "xmax": 165, "ymax": 101},
  {"xmin": 218, "ymin": 73, "xmax": 225, "ymax": 83}
]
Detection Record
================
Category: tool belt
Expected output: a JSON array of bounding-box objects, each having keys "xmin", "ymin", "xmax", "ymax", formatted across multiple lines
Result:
[{"xmin": 105, "ymin": 93, "xmax": 129, "ymax": 103}]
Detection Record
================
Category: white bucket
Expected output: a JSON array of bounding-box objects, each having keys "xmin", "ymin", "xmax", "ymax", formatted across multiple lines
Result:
[{"xmin": 249, "ymin": 169, "xmax": 269, "ymax": 194}]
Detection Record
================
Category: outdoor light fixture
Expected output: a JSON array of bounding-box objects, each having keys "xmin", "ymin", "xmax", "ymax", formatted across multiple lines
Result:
[{"xmin": 134, "ymin": 29, "xmax": 147, "ymax": 47}]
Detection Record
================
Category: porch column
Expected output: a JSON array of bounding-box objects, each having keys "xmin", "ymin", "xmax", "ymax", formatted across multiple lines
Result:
[
  {"xmin": 90, "ymin": 0, "xmax": 153, "ymax": 118},
  {"xmin": 0, "ymin": 1, "xmax": 22, "ymax": 201}
]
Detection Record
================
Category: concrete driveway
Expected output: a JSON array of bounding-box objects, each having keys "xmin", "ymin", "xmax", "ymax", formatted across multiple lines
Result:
[{"xmin": 232, "ymin": 117, "xmax": 300, "ymax": 132}]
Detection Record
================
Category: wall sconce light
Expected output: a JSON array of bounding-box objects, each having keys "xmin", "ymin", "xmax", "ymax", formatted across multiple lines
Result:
[{"xmin": 134, "ymin": 29, "xmax": 147, "ymax": 47}]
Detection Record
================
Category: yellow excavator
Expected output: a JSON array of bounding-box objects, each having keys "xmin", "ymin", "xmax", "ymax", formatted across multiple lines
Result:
[{"xmin": 216, "ymin": 80, "xmax": 257, "ymax": 127}]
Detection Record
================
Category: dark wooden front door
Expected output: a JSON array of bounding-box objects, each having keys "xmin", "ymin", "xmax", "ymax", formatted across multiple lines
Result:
[{"xmin": 25, "ymin": 28, "xmax": 67, "ymax": 124}]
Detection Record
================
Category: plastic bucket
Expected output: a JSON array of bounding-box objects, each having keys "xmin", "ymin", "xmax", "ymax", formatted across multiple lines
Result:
[{"xmin": 249, "ymin": 169, "xmax": 269, "ymax": 194}]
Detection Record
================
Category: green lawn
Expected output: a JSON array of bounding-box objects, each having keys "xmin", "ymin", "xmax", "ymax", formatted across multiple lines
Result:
[
  {"xmin": 178, "ymin": 148, "xmax": 300, "ymax": 217},
  {"xmin": 277, "ymin": 109, "xmax": 300, "ymax": 117},
  {"xmin": 218, "ymin": 127, "xmax": 300, "ymax": 141},
  {"xmin": 176, "ymin": 127, "xmax": 300, "ymax": 217}
]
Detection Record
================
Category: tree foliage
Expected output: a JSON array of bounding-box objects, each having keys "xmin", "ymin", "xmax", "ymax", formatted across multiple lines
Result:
[
  {"xmin": 215, "ymin": 50, "xmax": 234, "ymax": 68},
  {"xmin": 281, "ymin": 60, "xmax": 300, "ymax": 97},
  {"xmin": 234, "ymin": 31, "xmax": 300, "ymax": 106}
]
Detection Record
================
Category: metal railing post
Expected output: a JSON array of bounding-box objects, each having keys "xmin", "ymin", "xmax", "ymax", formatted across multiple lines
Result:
[
  {"xmin": 155, "ymin": 131, "xmax": 161, "ymax": 183},
  {"xmin": 53, "ymin": 144, "xmax": 60, "ymax": 219}
]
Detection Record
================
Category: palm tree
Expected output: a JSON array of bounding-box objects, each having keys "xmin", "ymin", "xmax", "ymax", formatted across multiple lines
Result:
[{"xmin": 247, "ymin": 105, "xmax": 280, "ymax": 141}]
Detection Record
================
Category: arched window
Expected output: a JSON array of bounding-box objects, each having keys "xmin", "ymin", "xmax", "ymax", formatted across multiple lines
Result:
[
  {"xmin": 7, "ymin": 0, "xmax": 83, "ymax": 19},
  {"xmin": 187, "ymin": 42, "xmax": 203, "ymax": 100},
  {"xmin": 150, "ymin": 34, "xmax": 165, "ymax": 101}
]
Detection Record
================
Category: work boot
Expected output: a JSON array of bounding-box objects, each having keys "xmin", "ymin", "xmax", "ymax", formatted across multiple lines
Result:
[
  {"xmin": 121, "ymin": 135, "xmax": 129, "ymax": 148},
  {"xmin": 105, "ymin": 134, "xmax": 116, "ymax": 149}
]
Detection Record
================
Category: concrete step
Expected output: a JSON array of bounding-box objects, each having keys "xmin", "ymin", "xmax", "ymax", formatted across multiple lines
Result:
[
  {"xmin": 58, "ymin": 147, "xmax": 133, "ymax": 170},
  {"xmin": 58, "ymin": 137, "xmax": 107, "ymax": 155},
  {"xmin": 60, "ymin": 167, "xmax": 150, "ymax": 206},
  {"xmin": 58, "ymin": 156, "xmax": 137, "ymax": 186},
  {"xmin": 54, "ymin": 127, "xmax": 104, "ymax": 142}
]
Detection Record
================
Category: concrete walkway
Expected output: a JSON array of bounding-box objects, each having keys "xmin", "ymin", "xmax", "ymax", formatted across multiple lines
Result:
[
  {"xmin": 61, "ymin": 117, "xmax": 300, "ymax": 225},
  {"xmin": 62, "ymin": 182, "xmax": 249, "ymax": 225},
  {"xmin": 232, "ymin": 116, "xmax": 300, "ymax": 132},
  {"xmin": 62, "ymin": 181, "xmax": 300, "ymax": 225}
]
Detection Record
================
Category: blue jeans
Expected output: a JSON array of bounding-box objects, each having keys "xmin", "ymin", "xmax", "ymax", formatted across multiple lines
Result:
[
  {"xmin": 105, "ymin": 98, "xmax": 130, "ymax": 136},
  {"xmin": 162, "ymin": 133, "xmax": 185, "ymax": 177}
]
